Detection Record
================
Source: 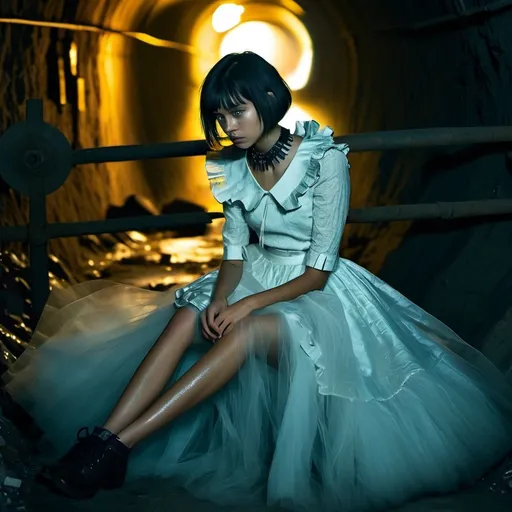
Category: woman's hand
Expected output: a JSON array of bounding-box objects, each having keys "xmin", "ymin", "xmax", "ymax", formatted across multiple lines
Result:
[
  {"xmin": 200, "ymin": 297, "xmax": 228, "ymax": 341},
  {"xmin": 213, "ymin": 298, "xmax": 255, "ymax": 338}
]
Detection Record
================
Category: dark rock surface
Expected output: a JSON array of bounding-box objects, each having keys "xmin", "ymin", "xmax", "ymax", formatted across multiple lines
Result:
[
  {"xmin": 106, "ymin": 194, "xmax": 160, "ymax": 220},
  {"xmin": 161, "ymin": 199, "xmax": 208, "ymax": 237}
]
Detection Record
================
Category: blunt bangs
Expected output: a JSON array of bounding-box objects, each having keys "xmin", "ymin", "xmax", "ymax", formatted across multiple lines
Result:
[{"xmin": 200, "ymin": 52, "xmax": 292, "ymax": 149}]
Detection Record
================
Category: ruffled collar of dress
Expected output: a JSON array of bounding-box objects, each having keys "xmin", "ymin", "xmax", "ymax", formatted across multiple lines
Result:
[{"xmin": 206, "ymin": 120, "xmax": 349, "ymax": 212}]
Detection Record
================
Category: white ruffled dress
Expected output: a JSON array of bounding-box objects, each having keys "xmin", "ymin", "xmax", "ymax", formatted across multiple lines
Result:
[{"xmin": 4, "ymin": 121, "xmax": 512, "ymax": 511}]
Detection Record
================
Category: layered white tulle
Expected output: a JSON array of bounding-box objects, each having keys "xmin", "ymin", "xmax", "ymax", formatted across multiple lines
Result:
[{"xmin": 4, "ymin": 244, "xmax": 512, "ymax": 511}]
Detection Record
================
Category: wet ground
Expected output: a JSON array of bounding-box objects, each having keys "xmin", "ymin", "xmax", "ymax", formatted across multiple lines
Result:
[
  {"xmin": 1, "ymin": 396, "xmax": 511, "ymax": 512},
  {"xmin": 1, "ymin": 219, "xmax": 512, "ymax": 511},
  {"xmin": 20, "ymin": 455, "xmax": 512, "ymax": 512},
  {"xmin": 26, "ymin": 478, "xmax": 512, "ymax": 512}
]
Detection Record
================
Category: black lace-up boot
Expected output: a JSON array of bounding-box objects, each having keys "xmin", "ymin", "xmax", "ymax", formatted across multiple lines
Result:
[{"xmin": 40, "ymin": 426, "xmax": 129, "ymax": 499}]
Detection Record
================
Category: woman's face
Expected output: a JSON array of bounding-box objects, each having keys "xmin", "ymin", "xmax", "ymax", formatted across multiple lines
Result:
[{"xmin": 214, "ymin": 100, "xmax": 263, "ymax": 149}]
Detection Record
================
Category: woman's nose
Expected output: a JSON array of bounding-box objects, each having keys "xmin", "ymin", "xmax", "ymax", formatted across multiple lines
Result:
[{"xmin": 225, "ymin": 118, "xmax": 238, "ymax": 133}]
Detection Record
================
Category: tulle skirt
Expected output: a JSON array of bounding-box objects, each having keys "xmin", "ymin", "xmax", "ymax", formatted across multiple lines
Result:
[{"xmin": 4, "ymin": 244, "xmax": 512, "ymax": 511}]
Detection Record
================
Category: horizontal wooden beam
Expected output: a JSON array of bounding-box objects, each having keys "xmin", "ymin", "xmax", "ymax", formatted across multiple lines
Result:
[
  {"xmin": 72, "ymin": 126, "xmax": 512, "ymax": 165},
  {"xmin": 347, "ymin": 198, "xmax": 512, "ymax": 223},
  {"xmin": 0, "ymin": 212, "xmax": 222, "ymax": 241},
  {"xmin": 1, "ymin": 199, "xmax": 510, "ymax": 242}
]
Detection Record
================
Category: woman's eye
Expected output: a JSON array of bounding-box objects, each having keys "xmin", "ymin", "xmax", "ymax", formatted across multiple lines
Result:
[{"xmin": 233, "ymin": 110, "xmax": 243, "ymax": 117}]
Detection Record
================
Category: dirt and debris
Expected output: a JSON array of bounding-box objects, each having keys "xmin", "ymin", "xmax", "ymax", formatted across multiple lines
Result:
[
  {"xmin": 0, "ymin": 392, "xmax": 512, "ymax": 512},
  {"xmin": 0, "ymin": 410, "xmax": 35, "ymax": 511}
]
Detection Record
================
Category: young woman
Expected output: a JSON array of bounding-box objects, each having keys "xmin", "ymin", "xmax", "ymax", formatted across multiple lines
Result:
[{"xmin": 4, "ymin": 51, "xmax": 512, "ymax": 511}]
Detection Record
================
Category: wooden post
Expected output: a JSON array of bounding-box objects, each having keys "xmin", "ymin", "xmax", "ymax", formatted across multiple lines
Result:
[
  {"xmin": 0, "ymin": 98, "xmax": 73, "ymax": 322},
  {"xmin": 25, "ymin": 99, "xmax": 50, "ymax": 321}
]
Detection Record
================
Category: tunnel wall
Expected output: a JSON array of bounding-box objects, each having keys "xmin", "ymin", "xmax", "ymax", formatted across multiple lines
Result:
[
  {"xmin": 0, "ymin": 0, "xmax": 358, "ymax": 273},
  {"xmin": 0, "ymin": 0, "xmax": 156, "ymax": 275},
  {"xmin": 332, "ymin": 1, "xmax": 512, "ymax": 358}
]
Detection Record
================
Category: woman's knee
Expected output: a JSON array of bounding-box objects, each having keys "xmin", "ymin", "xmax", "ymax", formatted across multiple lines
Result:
[
  {"xmin": 166, "ymin": 305, "xmax": 196, "ymax": 324},
  {"xmin": 158, "ymin": 306, "xmax": 198, "ymax": 347},
  {"xmin": 174, "ymin": 306, "xmax": 199, "ymax": 325},
  {"xmin": 231, "ymin": 315, "xmax": 280, "ymax": 349}
]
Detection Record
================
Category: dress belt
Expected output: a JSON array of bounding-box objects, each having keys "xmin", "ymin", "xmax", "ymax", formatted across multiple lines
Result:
[{"xmin": 256, "ymin": 245, "xmax": 307, "ymax": 266}]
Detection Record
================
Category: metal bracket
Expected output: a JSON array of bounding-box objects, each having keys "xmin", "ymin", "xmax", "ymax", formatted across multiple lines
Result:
[
  {"xmin": 0, "ymin": 99, "xmax": 73, "ymax": 320},
  {"xmin": 0, "ymin": 99, "xmax": 73, "ymax": 196}
]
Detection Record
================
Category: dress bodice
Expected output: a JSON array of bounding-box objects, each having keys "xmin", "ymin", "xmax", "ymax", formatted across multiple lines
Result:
[{"xmin": 206, "ymin": 121, "xmax": 351, "ymax": 271}]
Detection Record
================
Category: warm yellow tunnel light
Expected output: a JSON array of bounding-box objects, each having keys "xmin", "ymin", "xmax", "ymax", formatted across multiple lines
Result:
[
  {"xmin": 212, "ymin": 3, "xmax": 245, "ymax": 33},
  {"xmin": 286, "ymin": 49, "xmax": 312, "ymax": 91},
  {"xmin": 220, "ymin": 21, "xmax": 276, "ymax": 64},
  {"xmin": 280, "ymin": 105, "xmax": 312, "ymax": 131},
  {"xmin": 219, "ymin": 20, "xmax": 312, "ymax": 91},
  {"xmin": 69, "ymin": 42, "xmax": 78, "ymax": 76}
]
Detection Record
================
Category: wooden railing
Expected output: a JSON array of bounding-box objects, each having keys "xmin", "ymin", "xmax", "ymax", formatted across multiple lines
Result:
[{"xmin": 1, "ymin": 99, "xmax": 511, "ymax": 320}]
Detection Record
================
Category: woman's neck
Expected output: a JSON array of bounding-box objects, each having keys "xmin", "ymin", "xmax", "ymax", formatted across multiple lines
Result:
[{"xmin": 253, "ymin": 125, "xmax": 282, "ymax": 153}]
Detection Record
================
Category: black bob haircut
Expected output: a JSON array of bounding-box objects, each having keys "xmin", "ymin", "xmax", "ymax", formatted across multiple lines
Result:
[{"xmin": 200, "ymin": 52, "xmax": 292, "ymax": 149}]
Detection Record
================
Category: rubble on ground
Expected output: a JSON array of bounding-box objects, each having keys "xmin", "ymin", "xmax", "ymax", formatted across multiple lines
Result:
[{"xmin": 0, "ymin": 411, "xmax": 33, "ymax": 511}]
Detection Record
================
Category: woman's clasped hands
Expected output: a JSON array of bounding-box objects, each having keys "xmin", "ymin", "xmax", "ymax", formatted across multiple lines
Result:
[{"xmin": 200, "ymin": 296, "xmax": 255, "ymax": 341}]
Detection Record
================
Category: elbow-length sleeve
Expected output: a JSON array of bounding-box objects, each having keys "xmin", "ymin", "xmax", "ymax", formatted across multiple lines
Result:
[
  {"xmin": 222, "ymin": 201, "xmax": 250, "ymax": 261},
  {"xmin": 305, "ymin": 148, "xmax": 351, "ymax": 272},
  {"xmin": 206, "ymin": 149, "xmax": 250, "ymax": 261}
]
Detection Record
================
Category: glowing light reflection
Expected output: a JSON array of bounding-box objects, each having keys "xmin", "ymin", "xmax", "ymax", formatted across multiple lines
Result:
[
  {"xmin": 212, "ymin": 4, "xmax": 245, "ymax": 33},
  {"xmin": 218, "ymin": 20, "xmax": 312, "ymax": 92},
  {"xmin": 77, "ymin": 77, "xmax": 86, "ymax": 112},
  {"xmin": 220, "ymin": 22, "xmax": 276, "ymax": 64},
  {"xmin": 69, "ymin": 42, "xmax": 78, "ymax": 75},
  {"xmin": 280, "ymin": 105, "xmax": 313, "ymax": 131},
  {"xmin": 286, "ymin": 48, "xmax": 313, "ymax": 91},
  {"xmin": 0, "ymin": 18, "xmax": 202, "ymax": 55},
  {"xmin": 58, "ymin": 57, "xmax": 67, "ymax": 105}
]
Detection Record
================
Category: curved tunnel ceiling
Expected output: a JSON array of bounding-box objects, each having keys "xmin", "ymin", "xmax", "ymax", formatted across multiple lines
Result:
[{"xmin": 93, "ymin": 0, "xmax": 357, "ymax": 212}]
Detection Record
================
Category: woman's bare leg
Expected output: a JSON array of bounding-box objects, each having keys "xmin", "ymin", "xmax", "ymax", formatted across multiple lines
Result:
[
  {"xmin": 116, "ymin": 314, "xmax": 281, "ymax": 448},
  {"xmin": 102, "ymin": 307, "xmax": 198, "ymax": 435}
]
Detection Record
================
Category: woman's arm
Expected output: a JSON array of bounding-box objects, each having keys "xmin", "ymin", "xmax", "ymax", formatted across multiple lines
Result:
[
  {"xmin": 212, "ymin": 260, "xmax": 244, "ymax": 303},
  {"xmin": 239, "ymin": 148, "xmax": 350, "ymax": 313},
  {"xmin": 203, "ymin": 201, "xmax": 248, "ymax": 338},
  {"xmin": 212, "ymin": 200, "xmax": 249, "ymax": 303},
  {"xmin": 214, "ymin": 269, "xmax": 329, "ymax": 336},
  {"xmin": 244, "ymin": 267, "xmax": 328, "ymax": 311}
]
